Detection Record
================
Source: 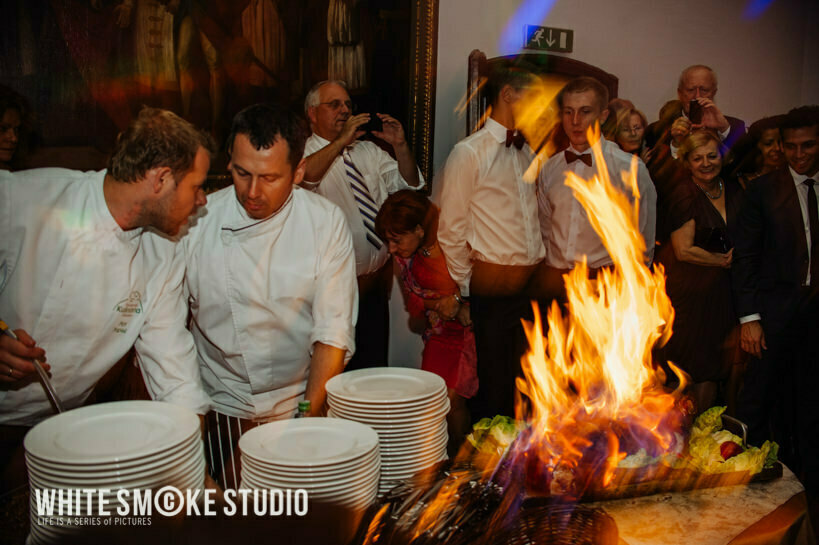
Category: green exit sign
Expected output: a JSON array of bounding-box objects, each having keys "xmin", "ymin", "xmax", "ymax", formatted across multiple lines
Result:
[{"xmin": 524, "ymin": 25, "xmax": 573, "ymax": 53}]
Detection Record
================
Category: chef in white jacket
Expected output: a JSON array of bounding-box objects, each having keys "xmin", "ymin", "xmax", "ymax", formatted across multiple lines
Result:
[
  {"xmin": 0, "ymin": 107, "xmax": 214, "ymax": 491},
  {"xmin": 182, "ymin": 104, "xmax": 357, "ymax": 489}
]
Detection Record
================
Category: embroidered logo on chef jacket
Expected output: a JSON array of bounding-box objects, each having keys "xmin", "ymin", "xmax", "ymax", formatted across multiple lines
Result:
[
  {"xmin": 113, "ymin": 290, "xmax": 143, "ymax": 321},
  {"xmin": 113, "ymin": 291, "xmax": 143, "ymax": 333}
]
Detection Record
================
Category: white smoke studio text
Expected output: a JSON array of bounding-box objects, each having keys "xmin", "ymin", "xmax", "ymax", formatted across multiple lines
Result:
[{"xmin": 34, "ymin": 487, "xmax": 309, "ymax": 518}]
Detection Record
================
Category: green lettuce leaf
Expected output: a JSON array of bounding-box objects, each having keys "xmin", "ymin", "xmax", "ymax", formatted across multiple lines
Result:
[
  {"xmin": 688, "ymin": 434, "xmax": 723, "ymax": 471},
  {"xmin": 763, "ymin": 441, "xmax": 779, "ymax": 468},
  {"xmin": 691, "ymin": 406, "xmax": 726, "ymax": 438},
  {"xmin": 711, "ymin": 430, "xmax": 743, "ymax": 445},
  {"xmin": 466, "ymin": 415, "xmax": 524, "ymax": 454}
]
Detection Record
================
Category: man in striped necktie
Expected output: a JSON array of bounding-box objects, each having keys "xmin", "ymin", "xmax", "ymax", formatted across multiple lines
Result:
[{"xmin": 302, "ymin": 80, "xmax": 424, "ymax": 371}]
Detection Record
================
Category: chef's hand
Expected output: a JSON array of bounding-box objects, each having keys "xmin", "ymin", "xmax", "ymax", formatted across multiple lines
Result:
[
  {"xmin": 0, "ymin": 329, "xmax": 49, "ymax": 383},
  {"xmin": 740, "ymin": 320, "xmax": 766, "ymax": 359}
]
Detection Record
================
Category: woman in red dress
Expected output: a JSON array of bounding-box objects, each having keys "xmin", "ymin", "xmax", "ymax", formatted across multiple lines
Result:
[{"xmin": 375, "ymin": 190, "xmax": 478, "ymax": 455}]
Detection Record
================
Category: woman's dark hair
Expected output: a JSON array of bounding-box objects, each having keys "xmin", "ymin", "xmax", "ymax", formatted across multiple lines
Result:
[
  {"xmin": 724, "ymin": 115, "xmax": 785, "ymax": 178},
  {"xmin": 375, "ymin": 190, "xmax": 438, "ymax": 248}
]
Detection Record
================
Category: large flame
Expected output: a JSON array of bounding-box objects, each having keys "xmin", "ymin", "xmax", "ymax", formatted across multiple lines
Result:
[{"xmin": 515, "ymin": 124, "xmax": 687, "ymax": 497}]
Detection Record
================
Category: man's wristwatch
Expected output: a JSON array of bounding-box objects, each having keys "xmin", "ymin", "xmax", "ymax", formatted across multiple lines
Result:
[{"xmin": 453, "ymin": 293, "xmax": 465, "ymax": 305}]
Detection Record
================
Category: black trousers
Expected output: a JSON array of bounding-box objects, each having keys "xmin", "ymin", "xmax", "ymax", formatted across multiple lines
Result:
[
  {"xmin": 345, "ymin": 260, "xmax": 392, "ymax": 372},
  {"xmin": 737, "ymin": 290, "xmax": 819, "ymax": 493},
  {"xmin": 469, "ymin": 294, "xmax": 536, "ymax": 420}
]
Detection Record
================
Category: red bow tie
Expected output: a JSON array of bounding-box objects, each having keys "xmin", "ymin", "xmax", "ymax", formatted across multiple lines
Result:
[
  {"xmin": 565, "ymin": 150, "xmax": 592, "ymax": 166},
  {"xmin": 505, "ymin": 130, "xmax": 526, "ymax": 150}
]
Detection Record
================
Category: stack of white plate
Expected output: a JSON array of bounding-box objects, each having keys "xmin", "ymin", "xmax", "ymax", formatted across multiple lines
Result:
[
  {"xmin": 239, "ymin": 417, "xmax": 379, "ymax": 512},
  {"xmin": 325, "ymin": 368, "xmax": 449, "ymax": 495},
  {"xmin": 24, "ymin": 401, "xmax": 204, "ymax": 545}
]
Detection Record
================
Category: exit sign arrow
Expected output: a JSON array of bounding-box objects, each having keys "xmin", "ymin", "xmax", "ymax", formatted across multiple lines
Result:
[{"xmin": 525, "ymin": 25, "xmax": 573, "ymax": 53}]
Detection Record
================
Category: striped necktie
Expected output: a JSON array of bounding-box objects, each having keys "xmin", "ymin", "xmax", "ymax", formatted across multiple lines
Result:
[{"xmin": 343, "ymin": 149, "xmax": 382, "ymax": 249}]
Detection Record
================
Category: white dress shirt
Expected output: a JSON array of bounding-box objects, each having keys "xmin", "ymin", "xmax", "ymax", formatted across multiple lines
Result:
[
  {"xmin": 0, "ymin": 169, "xmax": 210, "ymax": 426},
  {"xmin": 304, "ymin": 134, "xmax": 425, "ymax": 276},
  {"xmin": 182, "ymin": 186, "xmax": 357, "ymax": 421},
  {"xmin": 789, "ymin": 166, "xmax": 819, "ymax": 286},
  {"xmin": 539, "ymin": 138, "xmax": 657, "ymax": 269},
  {"xmin": 435, "ymin": 117, "xmax": 545, "ymax": 296}
]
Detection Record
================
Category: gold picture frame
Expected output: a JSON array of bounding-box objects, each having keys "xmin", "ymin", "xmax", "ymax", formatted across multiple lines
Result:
[{"xmin": 408, "ymin": 0, "xmax": 440, "ymax": 186}]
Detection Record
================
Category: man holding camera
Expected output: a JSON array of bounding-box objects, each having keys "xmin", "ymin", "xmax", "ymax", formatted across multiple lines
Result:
[
  {"xmin": 303, "ymin": 80, "xmax": 424, "ymax": 370},
  {"xmin": 646, "ymin": 64, "xmax": 746, "ymax": 155}
]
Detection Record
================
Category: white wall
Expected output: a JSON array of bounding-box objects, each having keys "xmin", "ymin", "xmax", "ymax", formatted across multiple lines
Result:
[
  {"xmin": 389, "ymin": 0, "xmax": 818, "ymax": 368},
  {"xmin": 432, "ymin": 0, "xmax": 817, "ymax": 175}
]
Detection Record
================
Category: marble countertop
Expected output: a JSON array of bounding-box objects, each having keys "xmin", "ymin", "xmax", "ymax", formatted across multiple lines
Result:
[{"xmin": 588, "ymin": 466, "xmax": 808, "ymax": 545}]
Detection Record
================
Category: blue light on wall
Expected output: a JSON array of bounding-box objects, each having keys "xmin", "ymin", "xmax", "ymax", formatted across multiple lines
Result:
[
  {"xmin": 498, "ymin": 0, "xmax": 558, "ymax": 55},
  {"xmin": 744, "ymin": 0, "xmax": 776, "ymax": 19}
]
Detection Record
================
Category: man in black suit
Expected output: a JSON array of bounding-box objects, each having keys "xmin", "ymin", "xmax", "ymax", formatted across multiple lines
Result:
[
  {"xmin": 645, "ymin": 65, "xmax": 746, "ymax": 153},
  {"xmin": 732, "ymin": 105, "xmax": 819, "ymax": 496}
]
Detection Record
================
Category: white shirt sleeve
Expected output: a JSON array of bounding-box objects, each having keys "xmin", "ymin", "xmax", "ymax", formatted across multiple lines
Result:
[
  {"xmin": 310, "ymin": 207, "xmax": 358, "ymax": 362},
  {"xmin": 135, "ymin": 241, "xmax": 210, "ymax": 415},
  {"xmin": 438, "ymin": 143, "xmax": 478, "ymax": 296},
  {"xmin": 372, "ymin": 145, "xmax": 426, "ymax": 193}
]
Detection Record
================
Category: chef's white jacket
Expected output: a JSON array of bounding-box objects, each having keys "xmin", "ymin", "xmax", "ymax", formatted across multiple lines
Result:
[
  {"xmin": 0, "ymin": 169, "xmax": 211, "ymax": 426},
  {"xmin": 182, "ymin": 186, "xmax": 357, "ymax": 421}
]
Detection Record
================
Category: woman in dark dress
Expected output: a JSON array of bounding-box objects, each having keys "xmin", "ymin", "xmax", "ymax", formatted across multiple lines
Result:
[
  {"xmin": 656, "ymin": 131, "xmax": 743, "ymax": 412},
  {"xmin": 375, "ymin": 190, "xmax": 478, "ymax": 455}
]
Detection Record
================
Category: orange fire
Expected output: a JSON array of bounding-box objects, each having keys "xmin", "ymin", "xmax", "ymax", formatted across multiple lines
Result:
[
  {"xmin": 514, "ymin": 124, "xmax": 687, "ymax": 498},
  {"xmin": 360, "ymin": 119, "xmax": 696, "ymax": 544}
]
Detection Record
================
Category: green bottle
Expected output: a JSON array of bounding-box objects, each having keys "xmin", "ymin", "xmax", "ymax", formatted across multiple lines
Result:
[{"xmin": 295, "ymin": 400, "xmax": 311, "ymax": 418}]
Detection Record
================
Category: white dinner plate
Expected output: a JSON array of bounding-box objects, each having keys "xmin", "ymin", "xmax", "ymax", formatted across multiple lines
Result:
[
  {"xmin": 28, "ymin": 449, "xmax": 202, "ymax": 488},
  {"xmin": 327, "ymin": 388, "xmax": 448, "ymax": 411},
  {"xmin": 379, "ymin": 430, "xmax": 448, "ymax": 456},
  {"xmin": 25, "ymin": 401, "xmax": 199, "ymax": 465},
  {"xmin": 238, "ymin": 418, "xmax": 378, "ymax": 468},
  {"xmin": 26, "ymin": 436, "xmax": 202, "ymax": 480},
  {"xmin": 241, "ymin": 471, "xmax": 380, "ymax": 494},
  {"xmin": 381, "ymin": 447, "xmax": 446, "ymax": 470},
  {"xmin": 329, "ymin": 398, "xmax": 449, "ymax": 427},
  {"xmin": 241, "ymin": 472, "xmax": 377, "ymax": 501},
  {"xmin": 242, "ymin": 450, "xmax": 381, "ymax": 480},
  {"xmin": 241, "ymin": 443, "xmax": 379, "ymax": 474},
  {"xmin": 372, "ymin": 420, "xmax": 448, "ymax": 444},
  {"xmin": 241, "ymin": 454, "xmax": 379, "ymax": 480},
  {"xmin": 28, "ymin": 457, "xmax": 206, "ymax": 495},
  {"xmin": 325, "ymin": 368, "xmax": 446, "ymax": 405},
  {"xmin": 328, "ymin": 413, "xmax": 449, "ymax": 437}
]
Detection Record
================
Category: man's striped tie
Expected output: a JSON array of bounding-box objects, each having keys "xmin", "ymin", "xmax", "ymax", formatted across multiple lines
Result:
[{"xmin": 344, "ymin": 149, "xmax": 383, "ymax": 249}]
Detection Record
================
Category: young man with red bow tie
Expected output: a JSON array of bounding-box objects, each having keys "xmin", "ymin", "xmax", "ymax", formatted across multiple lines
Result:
[{"xmin": 537, "ymin": 77, "xmax": 657, "ymax": 302}]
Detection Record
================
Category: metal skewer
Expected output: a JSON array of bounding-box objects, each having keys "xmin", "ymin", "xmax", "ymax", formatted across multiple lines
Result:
[{"xmin": 0, "ymin": 319, "xmax": 65, "ymax": 413}]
